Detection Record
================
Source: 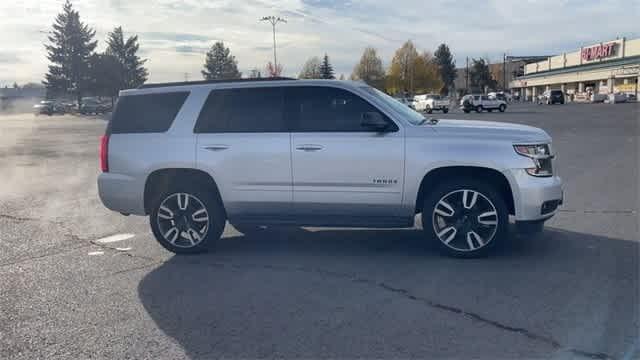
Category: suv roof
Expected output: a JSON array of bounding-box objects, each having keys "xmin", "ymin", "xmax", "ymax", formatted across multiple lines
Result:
[
  {"xmin": 138, "ymin": 77, "xmax": 295, "ymax": 89},
  {"xmin": 120, "ymin": 79, "xmax": 367, "ymax": 96}
]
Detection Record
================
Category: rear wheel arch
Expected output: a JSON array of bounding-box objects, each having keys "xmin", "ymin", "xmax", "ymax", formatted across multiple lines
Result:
[
  {"xmin": 414, "ymin": 166, "xmax": 515, "ymax": 216},
  {"xmin": 144, "ymin": 168, "xmax": 224, "ymax": 215}
]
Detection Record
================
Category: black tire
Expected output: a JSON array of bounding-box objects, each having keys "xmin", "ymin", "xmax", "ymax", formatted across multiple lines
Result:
[
  {"xmin": 463, "ymin": 109, "xmax": 470, "ymax": 113},
  {"xmin": 442, "ymin": 108, "xmax": 449, "ymax": 114},
  {"xmin": 499, "ymin": 104, "xmax": 506, "ymax": 112},
  {"xmin": 475, "ymin": 105, "xmax": 483, "ymax": 113},
  {"xmin": 421, "ymin": 178, "xmax": 509, "ymax": 258},
  {"xmin": 426, "ymin": 107, "xmax": 433, "ymax": 114},
  {"xmin": 149, "ymin": 183, "xmax": 226, "ymax": 254}
]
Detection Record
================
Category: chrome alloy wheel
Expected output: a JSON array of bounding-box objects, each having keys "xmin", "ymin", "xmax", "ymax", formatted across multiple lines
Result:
[
  {"xmin": 156, "ymin": 193, "xmax": 209, "ymax": 248},
  {"xmin": 432, "ymin": 189, "xmax": 499, "ymax": 252}
]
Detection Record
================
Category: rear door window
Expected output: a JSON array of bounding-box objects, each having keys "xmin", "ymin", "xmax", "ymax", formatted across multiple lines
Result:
[
  {"xmin": 285, "ymin": 86, "xmax": 396, "ymax": 132},
  {"xmin": 194, "ymin": 87, "xmax": 286, "ymax": 133},
  {"xmin": 108, "ymin": 92, "xmax": 189, "ymax": 134}
]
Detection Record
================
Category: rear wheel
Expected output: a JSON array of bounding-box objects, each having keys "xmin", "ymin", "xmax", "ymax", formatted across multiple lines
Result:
[
  {"xmin": 150, "ymin": 184, "xmax": 226, "ymax": 254},
  {"xmin": 422, "ymin": 179, "xmax": 509, "ymax": 258},
  {"xmin": 426, "ymin": 106, "xmax": 433, "ymax": 114},
  {"xmin": 442, "ymin": 108, "xmax": 449, "ymax": 114},
  {"xmin": 463, "ymin": 109, "xmax": 470, "ymax": 113},
  {"xmin": 475, "ymin": 105, "xmax": 483, "ymax": 113},
  {"xmin": 499, "ymin": 104, "xmax": 506, "ymax": 112}
]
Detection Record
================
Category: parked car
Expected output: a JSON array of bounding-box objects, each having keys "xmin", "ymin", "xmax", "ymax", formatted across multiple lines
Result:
[
  {"xmin": 33, "ymin": 100, "xmax": 65, "ymax": 115},
  {"xmin": 460, "ymin": 94, "xmax": 507, "ymax": 113},
  {"xmin": 98, "ymin": 79, "xmax": 563, "ymax": 258},
  {"xmin": 393, "ymin": 97, "xmax": 415, "ymax": 109},
  {"xmin": 80, "ymin": 98, "xmax": 111, "ymax": 114},
  {"xmin": 488, "ymin": 92, "xmax": 512, "ymax": 103},
  {"xmin": 626, "ymin": 93, "xmax": 637, "ymax": 102},
  {"xmin": 413, "ymin": 94, "xmax": 449, "ymax": 113},
  {"xmin": 538, "ymin": 90, "xmax": 565, "ymax": 105}
]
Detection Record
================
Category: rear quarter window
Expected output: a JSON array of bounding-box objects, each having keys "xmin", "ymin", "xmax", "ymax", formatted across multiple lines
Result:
[{"xmin": 108, "ymin": 92, "xmax": 189, "ymax": 134}]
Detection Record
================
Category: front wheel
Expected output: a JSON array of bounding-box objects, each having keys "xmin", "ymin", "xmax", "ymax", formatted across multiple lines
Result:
[
  {"xmin": 475, "ymin": 105, "xmax": 483, "ymax": 113},
  {"xmin": 150, "ymin": 184, "xmax": 226, "ymax": 254},
  {"xmin": 499, "ymin": 104, "xmax": 506, "ymax": 112},
  {"xmin": 422, "ymin": 179, "xmax": 509, "ymax": 258},
  {"xmin": 426, "ymin": 107, "xmax": 433, "ymax": 114},
  {"xmin": 442, "ymin": 108, "xmax": 449, "ymax": 114}
]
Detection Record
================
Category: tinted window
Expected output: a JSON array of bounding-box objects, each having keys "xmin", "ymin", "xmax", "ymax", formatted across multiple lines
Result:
[
  {"xmin": 109, "ymin": 92, "xmax": 189, "ymax": 134},
  {"xmin": 481, "ymin": 95, "xmax": 489, "ymax": 100},
  {"xmin": 551, "ymin": 90, "xmax": 563, "ymax": 96},
  {"xmin": 286, "ymin": 86, "xmax": 395, "ymax": 132},
  {"xmin": 195, "ymin": 87, "xmax": 285, "ymax": 133}
]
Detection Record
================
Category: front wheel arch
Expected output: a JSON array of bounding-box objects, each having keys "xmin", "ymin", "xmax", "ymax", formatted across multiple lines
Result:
[{"xmin": 414, "ymin": 166, "xmax": 515, "ymax": 216}]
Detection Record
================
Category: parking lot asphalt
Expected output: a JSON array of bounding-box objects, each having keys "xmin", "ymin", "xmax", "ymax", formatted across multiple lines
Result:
[{"xmin": 0, "ymin": 102, "xmax": 638, "ymax": 359}]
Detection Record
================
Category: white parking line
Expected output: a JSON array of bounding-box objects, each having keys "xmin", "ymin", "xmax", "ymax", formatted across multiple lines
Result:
[
  {"xmin": 88, "ymin": 251, "xmax": 104, "ymax": 256},
  {"xmin": 94, "ymin": 233, "xmax": 135, "ymax": 244},
  {"xmin": 115, "ymin": 247, "xmax": 132, "ymax": 251}
]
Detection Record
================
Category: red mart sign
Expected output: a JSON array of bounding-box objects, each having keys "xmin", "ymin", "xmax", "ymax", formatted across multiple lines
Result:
[{"xmin": 581, "ymin": 43, "xmax": 616, "ymax": 61}]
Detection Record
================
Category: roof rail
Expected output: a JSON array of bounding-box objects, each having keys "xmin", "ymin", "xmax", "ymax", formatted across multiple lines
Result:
[{"xmin": 138, "ymin": 77, "xmax": 296, "ymax": 89}]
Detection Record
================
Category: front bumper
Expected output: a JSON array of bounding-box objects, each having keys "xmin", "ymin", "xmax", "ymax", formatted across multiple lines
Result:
[{"xmin": 504, "ymin": 169, "xmax": 564, "ymax": 221}]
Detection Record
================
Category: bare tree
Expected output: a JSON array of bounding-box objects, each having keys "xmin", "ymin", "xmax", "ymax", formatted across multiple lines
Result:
[
  {"xmin": 266, "ymin": 61, "xmax": 283, "ymax": 77},
  {"xmin": 298, "ymin": 56, "xmax": 321, "ymax": 79},
  {"xmin": 351, "ymin": 47, "xmax": 385, "ymax": 89}
]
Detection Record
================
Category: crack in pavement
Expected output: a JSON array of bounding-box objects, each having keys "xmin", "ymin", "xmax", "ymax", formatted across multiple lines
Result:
[
  {"xmin": 183, "ymin": 260, "xmax": 613, "ymax": 360},
  {"xmin": 0, "ymin": 214, "xmax": 38, "ymax": 222}
]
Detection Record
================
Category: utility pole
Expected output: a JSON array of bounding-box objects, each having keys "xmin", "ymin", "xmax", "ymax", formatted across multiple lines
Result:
[
  {"xmin": 465, "ymin": 57, "xmax": 469, "ymax": 94},
  {"xmin": 260, "ymin": 16, "xmax": 287, "ymax": 69},
  {"xmin": 503, "ymin": 53, "xmax": 507, "ymax": 91}
]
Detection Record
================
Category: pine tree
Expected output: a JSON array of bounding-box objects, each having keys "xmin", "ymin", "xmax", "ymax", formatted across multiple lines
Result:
[
  {"xmin": 434, "ymin": 43, "xmax": 456, "ymax": 95},
  {"xmin": 201, "ymin": 42, "xmax": 241, "ymax": 80},
  {"xmin": 87, "ymin": 53, "xmax": 121, "ymax": 104},
  {"xmin": 105, "ymin": 26, "xmax": 148, "ymax": 89},
  {"xmin": 43, "ymin": 0, "xmax": 97, "ymax": 104},
  {"xmin": 470, "ymin": 58, "xmax": 497, "ymax": 92},
  {"xmin": 319, "ymin": 54, "xmax": 335, "ymax": 79}
]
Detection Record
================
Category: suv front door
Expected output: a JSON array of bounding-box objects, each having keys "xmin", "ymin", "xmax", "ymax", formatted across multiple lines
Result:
[
  {"xmin": 194, "ymin": 86, "xmax": 292, "ymax": 217},
  {"xmin": 286, "ymin": 86, "xmax": 406, "ymax": 225}
]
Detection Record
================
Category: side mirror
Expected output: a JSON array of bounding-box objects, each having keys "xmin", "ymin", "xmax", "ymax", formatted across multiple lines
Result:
[{"xmin": 361, "ymin": 112, "xmax": 389, "ymax": 132}]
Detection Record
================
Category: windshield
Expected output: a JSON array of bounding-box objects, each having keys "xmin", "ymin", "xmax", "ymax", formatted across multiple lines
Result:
[{"xmin": 363, "ymin": 87, "xmax": 425, "ymax": 125}]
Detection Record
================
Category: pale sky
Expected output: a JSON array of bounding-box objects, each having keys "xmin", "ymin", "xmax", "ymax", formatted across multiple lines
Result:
[{"xmin": 1, "ymin": 0, "xmax": 638, "ymax": 85}]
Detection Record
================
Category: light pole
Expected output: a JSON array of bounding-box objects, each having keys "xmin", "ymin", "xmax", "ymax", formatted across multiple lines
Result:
[{"xmin": 260, "ymin": 16, "xmax": 286, "ymax": 68}]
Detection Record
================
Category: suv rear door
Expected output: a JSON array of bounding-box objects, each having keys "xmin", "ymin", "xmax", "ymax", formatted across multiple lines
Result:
[
  {"xmin": 286, "ymin": 86, "xmax": 405, "ymax": 223},
  {"xmin": 194, "ymin": 86, "xmax": 292, "ymax": 216}
]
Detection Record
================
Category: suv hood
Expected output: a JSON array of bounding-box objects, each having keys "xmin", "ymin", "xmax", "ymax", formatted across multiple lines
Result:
[{"xmin": 426, "ymin": 119, "xmax": 551, "ymax": 143}]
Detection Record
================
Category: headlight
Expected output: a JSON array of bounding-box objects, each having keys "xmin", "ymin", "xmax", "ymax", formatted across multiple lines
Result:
[
  {"xmin": 514, "ymin": 144, "xmax": 550, "ymax": 158},
  {"xmin": 514, "ymin": 144, "xmax": 553, "ymax": 177}
]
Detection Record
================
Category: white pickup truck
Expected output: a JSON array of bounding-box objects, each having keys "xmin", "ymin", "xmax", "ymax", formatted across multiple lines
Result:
[
  {"xmin": 460, "ymin": 94, "xmax": 507, "ymax": 113},
  {"xmin": 413, "ymin": 94, "xmax": 450, "ymax": 113}
]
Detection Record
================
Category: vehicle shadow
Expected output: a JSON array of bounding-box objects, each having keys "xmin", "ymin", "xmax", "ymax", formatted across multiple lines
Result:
[{"xmin": 138, "ymin": 226, "xmax": 638, "ymax": 359}]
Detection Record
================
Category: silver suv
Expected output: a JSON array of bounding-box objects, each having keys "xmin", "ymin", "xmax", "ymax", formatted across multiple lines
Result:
[{"xmin": 98, "ymin": 79, "xmax": 563, "ymax": 257}]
